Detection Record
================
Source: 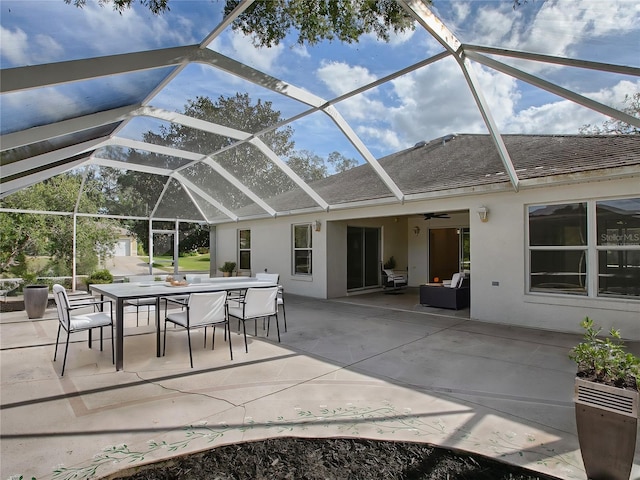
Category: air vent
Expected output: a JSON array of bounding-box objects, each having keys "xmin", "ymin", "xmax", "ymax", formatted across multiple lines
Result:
[
  {"xmin": 574, "ymin": 378, "xmax": 638, "ymax": 417},
  {"xmin": 441, "ymin": 134, "xmax": 455, "ymax": 145},
  {"xmin": 413, "ymin": 140, "xmax": 426, "ymax": 148}
]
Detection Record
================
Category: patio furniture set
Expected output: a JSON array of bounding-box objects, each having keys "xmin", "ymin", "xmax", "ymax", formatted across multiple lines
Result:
[
  {"xmin": 382, "ymin": 267, "xmax": 470, "ymax": 310},
  {"xmin": 51, "ymin": 274, "xmax": 286, "ymax": 375}
]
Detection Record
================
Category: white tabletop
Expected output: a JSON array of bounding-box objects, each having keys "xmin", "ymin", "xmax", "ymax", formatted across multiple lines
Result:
[{"xmin": 90, "ymin": 278, "xmax": 276, "ymax": 300}]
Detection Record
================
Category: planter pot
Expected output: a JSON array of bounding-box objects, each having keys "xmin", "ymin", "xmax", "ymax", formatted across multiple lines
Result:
[
  {"xmin": 574, "ymin": 377, "xmax": 638, "ymax": 480},
  {"xmin": 23, "ymin": 285, "xmax": 49, "ymax": 319},
  {"xmin": 222, "ymin": 272, "xmax": 231, "ymax": 277}
]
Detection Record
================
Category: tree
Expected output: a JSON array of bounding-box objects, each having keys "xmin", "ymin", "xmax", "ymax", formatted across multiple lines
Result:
[
  {"xmin": 327, "ymin": 151, "xmax": 359, "ymax": 173},
  {"xmin": 106, "ymin": 94, "xmax": 295, "ymax": 253},
  {"xmin": 579, "ymin": 93, "xmax": 640, "ymax": 135},
  {"xmin": 224, "ymin": 0, "xmax": 415, "ymax": 47},
  {"xmin": 286, "ymin": 150, "xmax": 328, "ymax": 181},
  {"xmin": 66, "ymin": 0, "xmax": 416, "ymax": 45},
  {"xmin": 108, "ymin": 93, "xmax": 358, "ymax": 251},
  {"xmin": 66, "ymin": 0, "xmax": 529, "ymax": 47},
  {"xmin": 65, "ymin": 0, "xmax": 169, "ymax": 15},
  {"xmin": 0, "ymin": 174, "xmax": 120, "ymax": 277}
]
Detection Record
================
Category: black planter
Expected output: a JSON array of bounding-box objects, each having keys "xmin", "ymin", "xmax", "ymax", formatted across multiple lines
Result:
[
  {"xmin": 574, "ymin": 378, "xmax": 638, "ymax": 480},
  {"xmin": 23, "ymin": 285, "xmax": 49, "ymax": 319}
]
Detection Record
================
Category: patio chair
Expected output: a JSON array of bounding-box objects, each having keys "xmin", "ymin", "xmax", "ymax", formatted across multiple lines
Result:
[
  {"xmin": 52, "ymin": 284, "xmax": 114, "ymax": 376},
  {"xmin": 227, "ymin": 286, "xmax": 280, "ymax": 353},
  {"xmin": 126, "ymin": 275, "xmax": 158, "ymax": 326},
  {"xmin": 256, "ymin": 273, "xmax": 287, "ymax": 331},
  {"xmin": 162, "ymin": 291, "xmax": 232, "ymax": 368},
  {"xmin": 382, "ymin": 268, "xmax": 407, "ymax": 293}
]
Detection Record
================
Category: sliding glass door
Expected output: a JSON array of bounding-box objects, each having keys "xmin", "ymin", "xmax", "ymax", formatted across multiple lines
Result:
[{"xmin": 347, "ymin": 226, "xmax": 381, "ymax": 290}]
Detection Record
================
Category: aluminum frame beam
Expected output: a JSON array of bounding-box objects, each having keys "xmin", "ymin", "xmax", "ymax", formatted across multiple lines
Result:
[
  {"xmin": 398, "ymin": 0, "xmax": 520, "ymax": 191},
  {"xmin": 466, "ymin": 51, "xmax": 640, "ymax": 130}
]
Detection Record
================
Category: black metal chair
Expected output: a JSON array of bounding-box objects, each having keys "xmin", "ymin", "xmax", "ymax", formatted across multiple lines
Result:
[
  {"xmin": 163, "ymin": 291, "xmax": 232, "ymax": 368},
  {"xmin": 227, "ymin": 286, "xmax": 280, "ymax": 353},
  {"xmin": 52, "ymin": 284, "xmax": 114, "ymax": 376}
]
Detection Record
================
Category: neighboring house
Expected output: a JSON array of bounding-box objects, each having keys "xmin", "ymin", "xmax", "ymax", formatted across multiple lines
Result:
[
  {"xmin": 113, "ymin": 228, "xmax": 138, "ymax": 257},
  {"xmin": 214, "ymin": 134, "xmax": 640, "ymax": 339}
]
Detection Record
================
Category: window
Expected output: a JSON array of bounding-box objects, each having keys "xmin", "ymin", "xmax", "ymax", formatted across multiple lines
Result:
[
  {"xmin": 293, "ymin": 224, "xmax": 312, "ymax": 275},
  {"xmin": 527, "ymin": 198, "xmax": 640, "ymax": 299},
  {"xmin": 596, "ymin": 198, "xmax": 640, "ymax": 298},
  {"xmin": 528, "ymin": 203, "xmax": 587, "ymax": 295},
  {"xmin": 238, "ymin": 229, "xmax": 251, "ymax": 271}
]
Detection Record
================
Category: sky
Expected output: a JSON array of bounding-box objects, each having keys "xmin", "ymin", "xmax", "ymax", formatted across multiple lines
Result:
[{"xmin": 1, "ymin": 0, "xmax": 639, "ymax": 162}]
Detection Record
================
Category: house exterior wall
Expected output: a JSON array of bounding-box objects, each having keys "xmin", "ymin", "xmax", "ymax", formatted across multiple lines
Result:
[
  {"xmin": 215, "ymin": 175, "xmax": 639, "ymax": 340},
  {"xmin": 465, "ymin": 176, "xmax": 640, "ymax": 340},
  {"xmin": 215, "ymin": 215, "xmax": 328, "ymax": 298}
]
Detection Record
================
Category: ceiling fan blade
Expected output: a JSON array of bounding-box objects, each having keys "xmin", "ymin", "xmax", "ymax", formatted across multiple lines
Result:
[{"xmin": 423, "ymin": 213, "xmax": 450, "ymax": 220}]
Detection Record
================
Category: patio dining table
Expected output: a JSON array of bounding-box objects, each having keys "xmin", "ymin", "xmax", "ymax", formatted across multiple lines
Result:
[{"xmin": 90, "ymin": 277, "xmax": 277, "ymax": 370}]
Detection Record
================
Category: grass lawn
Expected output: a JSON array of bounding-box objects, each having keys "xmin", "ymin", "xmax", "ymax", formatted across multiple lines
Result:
[{"xmin": 145, "ymin": 254, "xmax": 211, "ymax": 272}]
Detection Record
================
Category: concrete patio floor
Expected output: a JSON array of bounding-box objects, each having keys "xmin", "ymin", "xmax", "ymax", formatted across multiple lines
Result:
[{"xmin": 1, "ymin": 288, "xmax": 639, "ymax": 480}]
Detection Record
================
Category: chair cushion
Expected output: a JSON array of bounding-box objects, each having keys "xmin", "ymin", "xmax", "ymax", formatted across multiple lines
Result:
[
  {"xmin": 450, "ymin": 273, "xmax": 462, "ymax": 288},
  {"xmin": 166, "ymin": 310, "xmax": 188, "ymax": 327},
  {"xmin": 69, "ymin": 312, "xmax": 112, "ymax": 330}
]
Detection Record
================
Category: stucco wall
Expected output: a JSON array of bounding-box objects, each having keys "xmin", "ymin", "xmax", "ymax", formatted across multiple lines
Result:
[
  {"xmin": 467, "ymin": 178, "xmax": 640, "ymax": 340},
  {"xmin": 214, "ymin": 176, "xmax": 640, "ymax": 339},
  {"xmin": 216, "ymin": 215, "xmax": 328, "ymax": 299}
]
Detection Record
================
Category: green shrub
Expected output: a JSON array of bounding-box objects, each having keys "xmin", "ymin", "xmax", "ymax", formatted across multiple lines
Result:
[
  {"xmin": 219, "ymin": 261, "xmax": 236, "ymax": 273},
  {"xmin": 85, "ymin": 269, "xmax": 113, "ymax": 286},
  {"xmin": 383, "ymin": 256, "xmax": 396, "ymax": 269},
  {"xmin": 569, "ymin": 317, "xmax": 640, "ymax": 390}
]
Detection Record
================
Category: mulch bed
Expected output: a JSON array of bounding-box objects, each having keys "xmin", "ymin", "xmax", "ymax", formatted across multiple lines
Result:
[{"xmin": 112, "ymin": 437, "xmax": 560, "ymax": 480}]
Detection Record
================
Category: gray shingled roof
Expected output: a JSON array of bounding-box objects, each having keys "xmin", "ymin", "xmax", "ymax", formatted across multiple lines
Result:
[{"xmin": 245, "ymin": 134, "xmax": 640, "ymax": 216}]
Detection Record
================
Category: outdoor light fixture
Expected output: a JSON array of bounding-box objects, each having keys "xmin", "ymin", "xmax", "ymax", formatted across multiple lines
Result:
[
  {"xmin": 413, "ymin": 226, "xmax": 421, "ymax": 236},
  {"xmin": 313, "ymin": 220, "xmax": 321, "ymax": 232},
  {"xmin": 477, "ymin": 206, "xmax": 489, "ymax": 223}
]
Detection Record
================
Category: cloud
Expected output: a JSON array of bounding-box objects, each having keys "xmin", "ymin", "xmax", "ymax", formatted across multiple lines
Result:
[
  {"xmin": 507, "ymin": 79, "xmax": 640, "ymax": 134},
  {"xmin": 291, "ymin": 44, "xmax": 310, "ymax": 58},
  {"xmin": 66, "ymin": 3, "xmax": 195, "ymax": 56},
  {"xmin": 2, "ymin": 88, "xmax": 87, "ymax": 132},
  {"xmin": 386, "ymin": 58, "xmax": 519, "ymax": 145},
  {"xmin": 317, "ymin": 61, "xmax": 378, "ymax": 96},
  {"xmin": 1, "ymin": 26, "xmax": 29, "ymax": 65},
  {"xmin": 0, "ymin": 26, "xmax": 63, "ymax": 65},
  {"xmin": 386, "ymin": 25, "xmax": 417, "ymax": 46},
  {"xmin": 220, "ymin": 30, "xmax": 284, "ymax": 73},
  {"xmin": 356, "ymin": 125, "xmax": 402, "ymax": 152},
  {"xmin": 337, "ymin": 0, "xmax": 640, "ymax": 155},
  {"xmin": 1, "ymin": 1, "xmax": 202, "ymax": 67}
]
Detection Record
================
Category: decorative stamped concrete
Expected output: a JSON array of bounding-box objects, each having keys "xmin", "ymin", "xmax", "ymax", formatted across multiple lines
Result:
[
  {"xmin": 3, "ymin": 296, "xmax": 623, "ymax": 480},
  {"xmin": 29, "ymin": 393, "xmax": 584, "ymax": 480}
]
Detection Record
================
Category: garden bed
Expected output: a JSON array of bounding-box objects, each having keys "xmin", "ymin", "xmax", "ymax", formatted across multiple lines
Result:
[{"xmin": 112, "ymin": 437, "xmax": 559, "ymax": 480}]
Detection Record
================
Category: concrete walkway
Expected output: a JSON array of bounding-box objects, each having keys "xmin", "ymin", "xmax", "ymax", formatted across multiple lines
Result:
[{"xmin": 1, "ymin": 291, "xmax": 638, "ymax": 479}]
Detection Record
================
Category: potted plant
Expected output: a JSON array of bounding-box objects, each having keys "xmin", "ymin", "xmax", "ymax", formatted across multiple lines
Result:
[
  {"xmin": 23, "ymin": 274, "xmax": 49, "ymax": 319},
  {"xmin": 383, "ymin": 256, "xmax": 396, "ymax": 270},
  {"xmin": 569, "ymin": 317, "xmax": 640, "ymax": 480},
  {"xmin": 219, "ymin": 261, "xmax": 236, "ymax": 277}
]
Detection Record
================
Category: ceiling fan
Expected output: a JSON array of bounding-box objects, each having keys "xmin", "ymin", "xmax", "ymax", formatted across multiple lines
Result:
[{"xmin": 423, "ymin": 212, "xmax": 450, "ymax": 220}]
